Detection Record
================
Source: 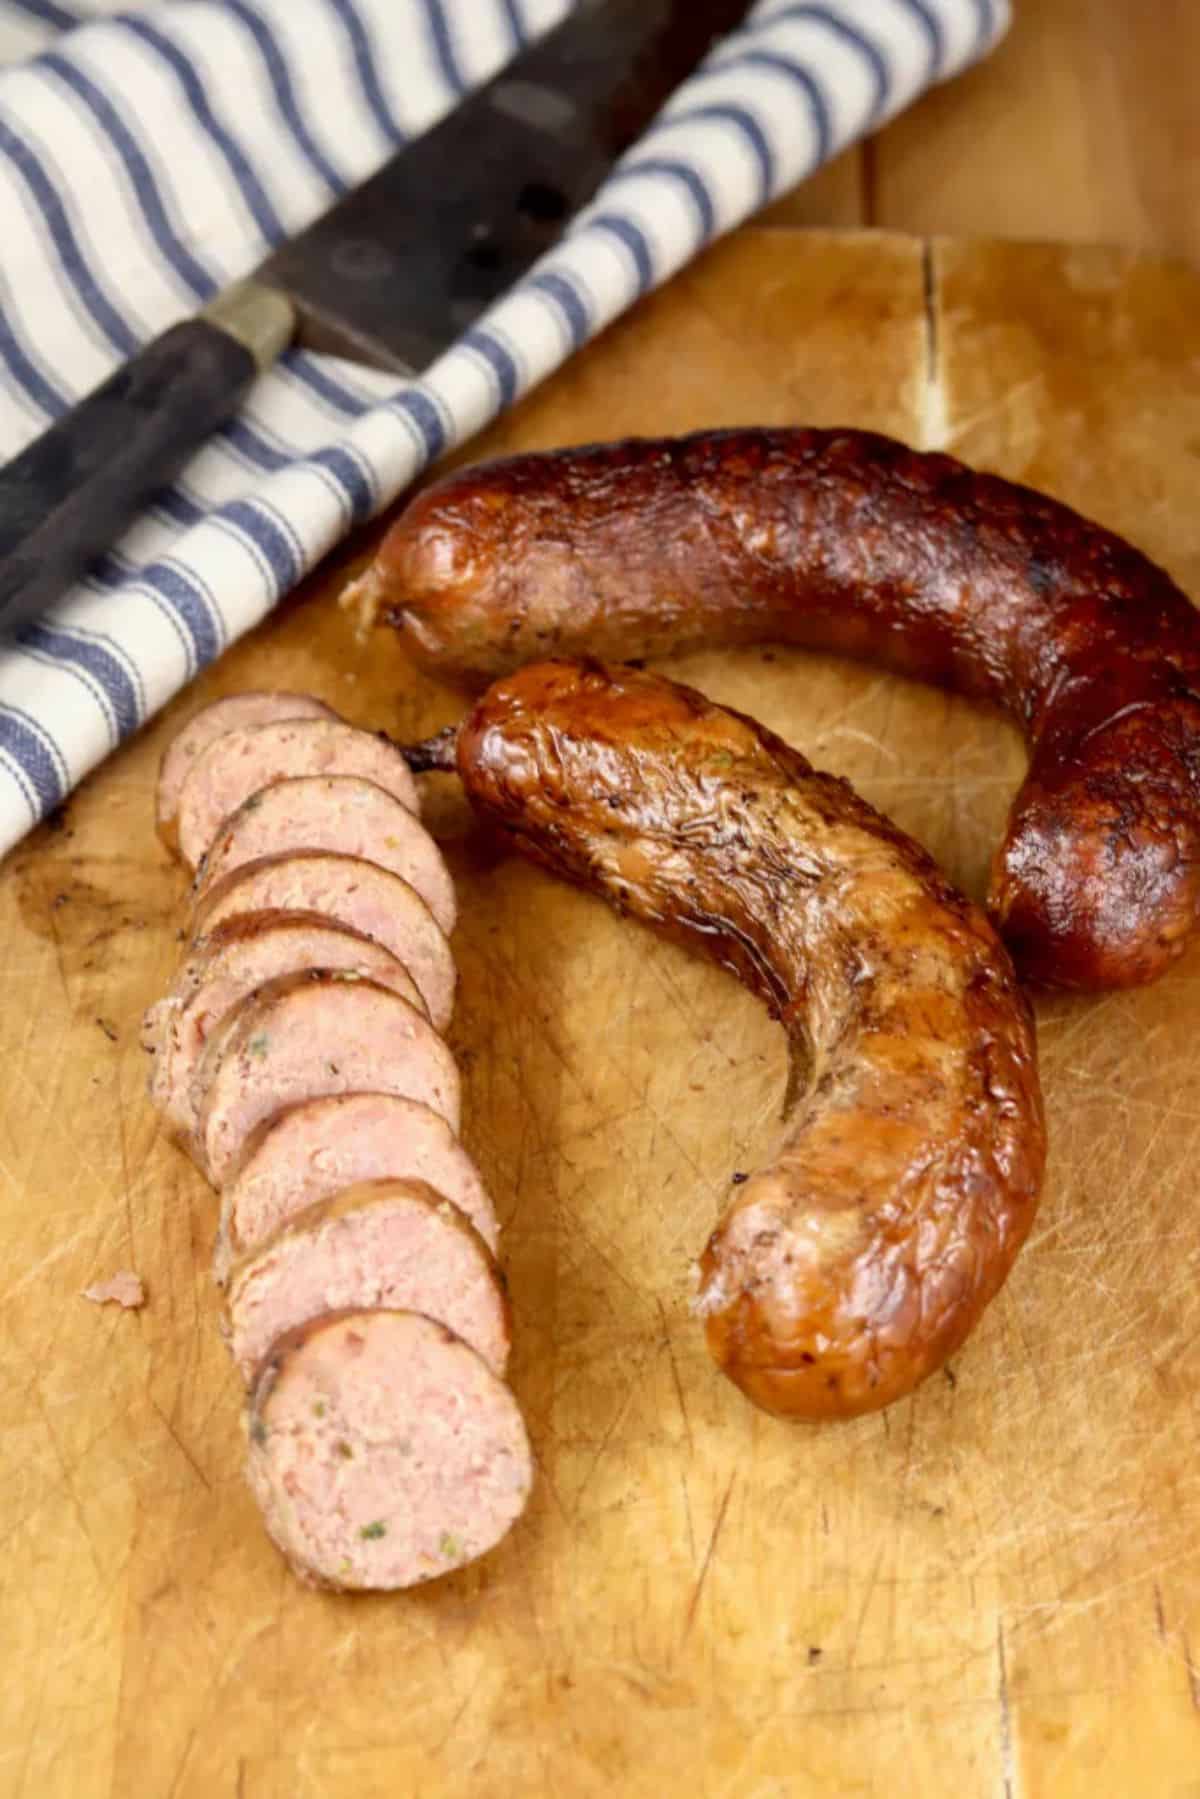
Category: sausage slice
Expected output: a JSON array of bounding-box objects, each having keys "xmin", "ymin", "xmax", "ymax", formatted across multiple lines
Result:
[
  {"xmin": 224, "ymin": 1178, "xmax": 509, "ymax": 1385},
  {"xmin": 157, "ymin": 691, "xmax": 336, "ymax": 855},
  {"xmin": 192, "ymin": 775, "xmax": 456, "ymax": 936},
  {"xmin": 245, "ymin": 1309, "xmax": 532, "ymax": 1590},
  {"xmin": 143, "ymin": 911, "xmax": 429, "ymax": 1138},
  {"xmin": 193, "ymin": 852, "xmax": 455, "ymax": 1031},
  {"xmin": 194, "ymin": 971, "xmax": 461, "ymax": 1185},
  {"xmin": 176, "ymin": 718, "xmax": 420, "ymax": 872},
  {"xmin": 215, "ymin": 1092, "xmax": 500, "ymax": 1284}
]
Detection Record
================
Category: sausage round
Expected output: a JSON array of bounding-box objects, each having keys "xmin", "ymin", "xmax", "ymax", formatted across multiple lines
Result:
[
  {"xmin": 215, "ymin": 1092, "xmax": 500, "ymax": 1285},
  {"xmin": 157, "ymin": 691, "xmax": 336, "ymax": 856},
  {"xmin": 191, "ymin": 776, "xmax": 457, "ymax": 937},
  {"xmin": 193, "ymin": 852, "xmax": 455, "ymax": 1031},
  {"xmin": 143, "ymin": 911, "xmax": 429, "ymax": 1138},
  {"xmin": 245, "ymin": 1308, "xmax": 532, "ymax": 1590},
  {"xmin": 365, "ymin": 428, "xmax": 1200, "ymax": 991},
  {"xmin": 176, "ymin": 718, "xmax": 420, "ymax": 871},
  {"xmin": 224, "ymin": 1178, "xmax": 509, "ymax": 1386},
  {"xmin": 413, "ymin": 658, "xmax": 1046, "ymax": 1419},
  {"xmin": 194, "ymin": 970, "xmax": 461, "ymax": 1186}
]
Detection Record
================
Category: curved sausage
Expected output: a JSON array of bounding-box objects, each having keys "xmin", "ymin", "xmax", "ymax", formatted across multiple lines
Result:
[
  {"xmin": 246, "ymin": 1308, "xmax": 531, "ymax": 1590},
  {"xmin": 191, "ymin": 776, "xmax": 457, "ymax": 937},
  {"xmin": 157, "ymin": 691, "xmax": 336, "ymax": 855},
  {"xmin": 215, "ymin": 1093, "xmax": 500, "ymax": 1285},
  {"xmin": 407, "ymin": 658, "xmax": 1045, "ymax": 1419},
  {"xmin": 363, "ymin": 428, "xmax": 1200, "ymax": 990},
  {"xmin": 176, "ymin": 718, "xmax": 420, "ymax": 871},
  {"xmin": 193, "ymin": 852, "xmax": 455, "ymax": 1032},
  {"xmin": 194, "ymin": 971, "xmax": 461, "ymax": 1185},
  {"xmin": 143, "ymin": 911, "xmax": 428, "ymax": 1138},
  {"xmin": 224, "ymin": 1177, "xmax": 509, "ymax": 1386}
]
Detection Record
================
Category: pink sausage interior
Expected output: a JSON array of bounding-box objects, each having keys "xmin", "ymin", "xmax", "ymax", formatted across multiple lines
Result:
[
  {"xmin": 226, "ymin": 1180, "xmax": 509, "ymax": 1385},
  {"xmin": 157, "ymin": 692, "xmax": 336, "ymax": 847},
  {"xmin": 215, "ymin": 1093, "xmax": 499, "ymax": 1282},
  {"xmin": 177, "ymin": 718, "xmax": 420, "ymax": 870},
  {"xmin": 193, "ymin": 777, "xmax": 456, "ymax": 936},
  {"xmin": 194, "ymin": 853, "xmax": 455, "ymax": 1031},
  {"xmin": 197, "ymin": 974, "xmax": 461, "ymax": 1185},
  {"xmin": 246, "ymin": 1310, "xmax": 532, "ymax": 1589},
  {"xmin": 148, "ymin": 913, "xmax": 428, "ymax": 1136}
]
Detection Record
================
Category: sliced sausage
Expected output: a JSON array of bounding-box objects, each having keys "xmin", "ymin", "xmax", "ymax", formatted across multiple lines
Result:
[
  {"xmin": 245, "ymin": 1308, "xmax": 532, "ymax": 1590},
  {"xmin": 194, "ymin": 971, "xmax": 461, "ymax": 1186},
  {"xmin": 157, "ymin": 691, "xmax": 336, "ymax": 856},
  {"xmin": 192, "ymin": 852, "xmax": 455, "ymax": 1031},
  {"xmin": 215, "ymin": 1093, "xmax": 499, "ymax": 1285},
  {"xmin": 408, "ymin": 658, "xmax": 1046, "ymax": 1420},
  {"xmin": 224, "ymin": 1178, "xmax": 509, "ymax": 1386},
  {"xmin": 143, "ymin": 911, "xmax": 429, "ymax": 1138},
  {"xmin": 144, "ymin": 908, "xmax": 429, "ymax": 1051},
  {"xmin": 191, "ymin": 776, "xmax": 456, "ymax": 937},
  {"xmin": 176, "ymin": 718, "xmax": 420, "ymax": 872},
  {"xmin": 365, "ymin": 427, "xmax": 1200, "ymax": 990}
]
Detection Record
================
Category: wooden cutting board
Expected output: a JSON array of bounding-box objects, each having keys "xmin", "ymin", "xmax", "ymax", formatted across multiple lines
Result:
[{"xmin": 3, "ymin": 228, "xmax": 1200, "ymax": 1799}]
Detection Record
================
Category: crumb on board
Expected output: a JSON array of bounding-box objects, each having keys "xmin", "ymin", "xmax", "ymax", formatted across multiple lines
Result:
[{"xmin": 82, "ymin": 1270, "xmax": 146, "ymax": 1309}]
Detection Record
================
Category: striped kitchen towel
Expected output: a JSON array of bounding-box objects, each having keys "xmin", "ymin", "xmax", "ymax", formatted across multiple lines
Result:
[{"xmin": 0, "ymin": 0, "xmax": 1009, "ymax": 851}]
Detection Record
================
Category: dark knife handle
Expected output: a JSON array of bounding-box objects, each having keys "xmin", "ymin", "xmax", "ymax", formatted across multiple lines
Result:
[{"xmin": 0, "ymin": 318, "xmax": 260, "ymax": 635}]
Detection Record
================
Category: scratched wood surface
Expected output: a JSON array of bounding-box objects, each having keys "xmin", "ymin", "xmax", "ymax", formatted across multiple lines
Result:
[
  {"xmin": 3, "ymin": 229, "xmax": 1200, "ymax": 1798},
  {"xmin": 764, "ymin": 0, "xmax": 1200, "ymax": 270}
]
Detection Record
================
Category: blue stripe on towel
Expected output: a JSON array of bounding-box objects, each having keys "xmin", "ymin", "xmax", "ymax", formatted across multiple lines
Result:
[
  {"xmin": 116, "ymin": 16, "xmax": 288, "ymax": 246},
  {"xmin": 589, "ymin": 213, "xmax": 654, "ymax": 293},
  {"xmin": 325, "ymin": 0, "xmax": 406, "ymax": 147},
  {"xmin": 37, "ymin": 51, "xmax": 215, "ymax": 300},
  {"xmin": 0, "ymin": 111, "xmax": 140, "ymax": 353},
  {"xmin": 224, "ymin": 1, "xmax": 347, "ymax": 196},
  {"xmin": 0, "ymin": 703, "xmax": 66, "ymax": 811},
  {"xmin": 606, "ymin": 157, "xmax": 716, "ymax": 243}
]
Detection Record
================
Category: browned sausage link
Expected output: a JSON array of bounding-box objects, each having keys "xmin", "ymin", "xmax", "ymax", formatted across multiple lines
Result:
[
  {"xmin": 365, "ymin": 428, "xmax": 1200, "ymax": 990},
  {"xmin": 416, "ymin": 659, "xmax": 1045, "ymax": 1420}
]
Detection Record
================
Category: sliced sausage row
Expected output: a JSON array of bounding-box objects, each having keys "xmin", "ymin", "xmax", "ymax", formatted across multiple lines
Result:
[{"xmin": 143, "ymin": 689, "xmax": 532, "ymax": 1590}]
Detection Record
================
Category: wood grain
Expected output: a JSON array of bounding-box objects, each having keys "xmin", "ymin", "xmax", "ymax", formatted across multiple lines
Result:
[
  {"xmin": 4, "ymin": 229, "xmax": 1200, "ymax": 1797},
  {"xmin": 766, "ymin": 1, "xmax": 1200, "ymax": 266}
]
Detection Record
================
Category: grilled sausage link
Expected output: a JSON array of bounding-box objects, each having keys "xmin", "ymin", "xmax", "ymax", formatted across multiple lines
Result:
[
  {"xmin": 405, "ymin": 659, "xmax": 1046, "ymax": 1420},
  {"xmin": 362, "ymin": 427, "xmax": 1200, "ymax": 990}
]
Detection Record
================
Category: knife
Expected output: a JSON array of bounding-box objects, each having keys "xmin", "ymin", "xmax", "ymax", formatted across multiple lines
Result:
[{"xmin": 0, "ymin": 0, "xmax": 750, "ymax": 639}]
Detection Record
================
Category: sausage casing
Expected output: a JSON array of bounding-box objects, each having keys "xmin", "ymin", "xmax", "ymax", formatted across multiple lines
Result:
[
  {"xmin": 417, "ymin": 658, "xmax": 1046, "ymax": 1419},
  {"xmin": 364, "ymin": 428, "xmax": 1200, "ymax": 991}
]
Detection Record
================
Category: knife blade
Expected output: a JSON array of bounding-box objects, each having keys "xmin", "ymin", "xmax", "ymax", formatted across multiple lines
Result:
[{"xmin": 0, "ymin": 0, "xmax": 750, "ymax": 639}]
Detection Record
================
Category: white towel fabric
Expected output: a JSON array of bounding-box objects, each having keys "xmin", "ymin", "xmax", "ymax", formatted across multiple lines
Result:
[{"xmin": 0, "ymin": 0, "xmax": 1008, "ymax": 849}]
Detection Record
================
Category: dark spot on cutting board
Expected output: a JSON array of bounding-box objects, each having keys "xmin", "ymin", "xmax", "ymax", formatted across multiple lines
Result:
[
  {"xmin": 13, "ymin": 859, "xmax": 175, "ymax": 958},
  {"xmin": 15, "ymin": 865, "xmax": 122, "ymax": 945}
]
